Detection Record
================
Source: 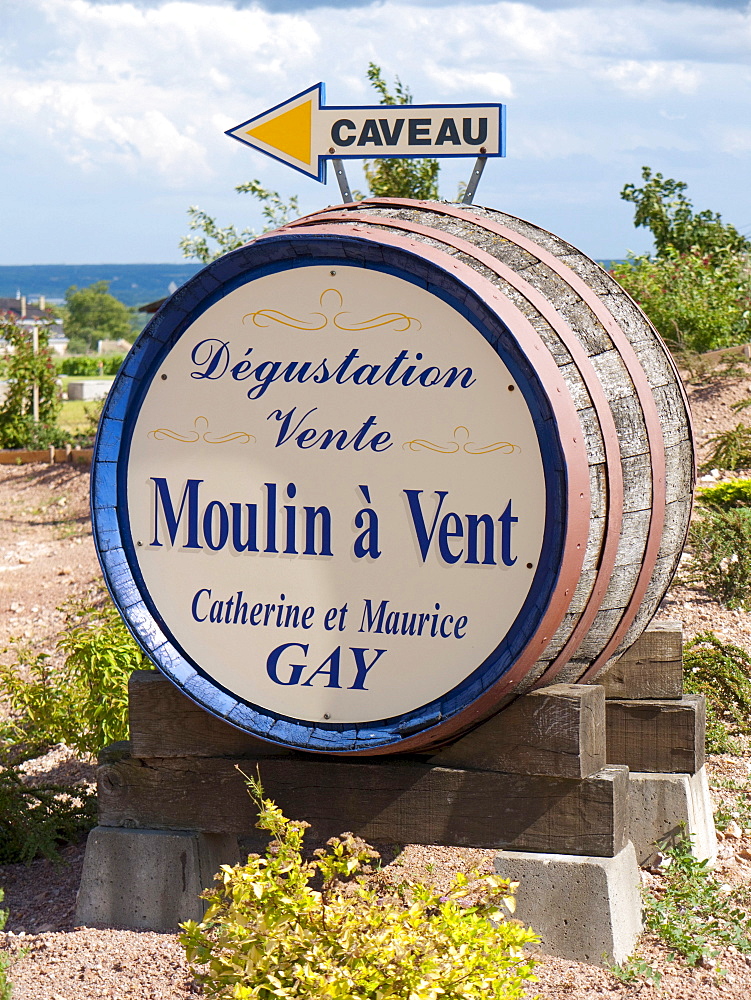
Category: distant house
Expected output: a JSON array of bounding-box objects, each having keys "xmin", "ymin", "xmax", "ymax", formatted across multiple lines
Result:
[{"xmin": 0, "ymin": 295, "xmax": 68, "ymax": 355}]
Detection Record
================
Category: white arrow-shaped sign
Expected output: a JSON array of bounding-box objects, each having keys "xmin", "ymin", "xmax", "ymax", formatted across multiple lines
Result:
[{"xmin": 226, "ymin": 83, "xmax": 506, "ymax": 183}]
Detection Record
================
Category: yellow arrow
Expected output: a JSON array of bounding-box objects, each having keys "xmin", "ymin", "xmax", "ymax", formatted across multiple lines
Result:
[{"xmin": 246, "ymin": 99, "xmax": 312, "ymax": 166}]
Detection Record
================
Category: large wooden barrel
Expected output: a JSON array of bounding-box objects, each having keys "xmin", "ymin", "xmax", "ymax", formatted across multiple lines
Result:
[{"xmin": 92, "ymin": 198, "xmax": 693, "ymax": 754}]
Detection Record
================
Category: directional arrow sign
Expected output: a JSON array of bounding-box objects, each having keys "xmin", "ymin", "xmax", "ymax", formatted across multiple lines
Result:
[{"xmin": 226, "ymin": 82, "xmax": 506, "ymax": 183}]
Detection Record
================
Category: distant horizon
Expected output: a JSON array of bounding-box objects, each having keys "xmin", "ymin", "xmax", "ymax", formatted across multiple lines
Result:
[
  {"xmin": 0, "ymin": 263, "xmax": 204, "ymax": 308},
  {"xmin": 0, "ymin": 258, "xmax": 627, "ymax": 309}
]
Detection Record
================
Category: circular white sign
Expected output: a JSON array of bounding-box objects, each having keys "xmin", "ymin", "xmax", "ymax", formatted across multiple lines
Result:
[{"xmin": 125, "ymin": 264, "xmax": 546, "ymax": 724}]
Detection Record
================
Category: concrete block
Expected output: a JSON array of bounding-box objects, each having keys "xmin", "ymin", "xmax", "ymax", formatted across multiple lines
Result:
[
  {"xmin": 67, "ymin": 380, "xmax": 111, "ymax": 401},
  {"xmin": 494, "ymin": 841, "xmax": 641, "ymax": 966},
  {"xmin": 627, "ymin": 767, "xmax": 717, "ymax": 866},
  {"xmin": 75, "ymin": 827, "xmax": 241, "ymax": 932}
]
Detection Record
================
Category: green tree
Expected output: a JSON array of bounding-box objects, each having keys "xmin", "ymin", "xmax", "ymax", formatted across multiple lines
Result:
[
  {"xmin": 362, "ymin": 62, "xmax": 440, "ymax": 200},
  {"xmin": 63, "ymin": 281, "xmax": 132, "ymax": 353},
  {"xmin": 0, "ymin": 316, "xmax": 61, "ymax": 449},
  {"xmin": 621, "ymin": 166, "xmax": 749, "ymax": 258},
  {"xmin": 616, "ymin": 168, "xmax": 751, "ymax": 353}
]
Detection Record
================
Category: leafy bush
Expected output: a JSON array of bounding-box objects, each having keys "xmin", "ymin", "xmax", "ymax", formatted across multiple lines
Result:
[
  {"xmin": 702, "ymin": 423, "xmax": 751, "ymax": 472},
  {"xmin": 697, "ymin": 477, "xmax": 751, "ymax": 510},
  {"xmin": 613, "ymin": 248, "xmax": 751, "ymax": 354},
  {"xmin": 643, "ymin": 837, "xmax": 751, "ymax": 965},
  {"xmin": 181, "ymin": 775, "xmax": 539, "ymax": 1000},
  {"xmin": 0, "ymin": 594, "xmax": 150, "ymax": 757},
  {"xmin": 683, "ymin": 632, "xmax": 751, "ymax": 752},
  {"xmin": 687, "ymin": 505, "xmax": 751, "ymax": 608},
  {"xmin": 0, "ymin": 760, "xmax": 95, "ymax": 864}
]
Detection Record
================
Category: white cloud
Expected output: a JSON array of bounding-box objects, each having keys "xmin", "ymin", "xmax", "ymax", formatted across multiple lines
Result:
[
  {"xmin": 424, "ymin": 65, "xmax": 513, "ymax": 98},
  {"xmin": 1, "ymin": 0, "xmax": 751, "ymax": 262},
  {"xmin": 599, "ymin": 59, "xmax": 701, "ymax": 95}
]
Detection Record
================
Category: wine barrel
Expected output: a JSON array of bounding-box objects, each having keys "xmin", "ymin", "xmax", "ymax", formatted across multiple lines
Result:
[{"xmin": 92, "ymin": 198, "xmax": 694, "ymax": 754}]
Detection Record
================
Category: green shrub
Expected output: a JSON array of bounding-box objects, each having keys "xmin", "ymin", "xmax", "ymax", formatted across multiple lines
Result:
[
  {"xmin": 643, "ymin": 837, "xmax": 751, "ymax": 965},
  {"xmin": 56, "ymin": 355, "xmax": 124, "ymax": 377},
  {"xmin": 702, "ymin": 423, "xmax": 751, "ymax": 472},
  {"xmin": 0, "ymin": 594, "xmax": 150, "ymax": 756},
  {"xmin": 0, "ymin": 761, "xmax": 95, "ymax": 864},
  {"xmin": 697, "ymin": 477, "xmax": 751, "ymax": 510},
  {"xmin": 683, "ymin": 632, "xmax": 751, "ymax": 752},
  {"xmin": 613, "ymin": 248, "xmax": 751, "ymax": 354},
  {"xmin": 687, "ymin": 505, "xmax": 751, "ymax": 608},
  {"xmin": 0, "ymin": 319, "xmax": 62, "ymax": 450},
  {"xmin": 180, "ymin": 775, "xmax": 539, "ymax": 1000}
]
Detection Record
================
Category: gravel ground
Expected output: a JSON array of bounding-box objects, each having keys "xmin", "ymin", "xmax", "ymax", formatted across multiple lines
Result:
[{"xmin": 1, "ymin": 368, "xmax": 751, "ymax": 998}]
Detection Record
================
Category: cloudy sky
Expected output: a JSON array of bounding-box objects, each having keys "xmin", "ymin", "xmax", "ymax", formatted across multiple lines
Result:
[{"xmin": 3, "ymin": 0, "xmax": 750, "ymax": 264}]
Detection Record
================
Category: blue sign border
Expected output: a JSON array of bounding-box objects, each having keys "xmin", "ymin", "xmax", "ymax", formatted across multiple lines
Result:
[
  {"xmin": 226, "ymin": 82, "xmax": 506, "ymax": 183},
  {"xmin": 91, "ymin": 233, "xmax": 566, "ymax": 753}
]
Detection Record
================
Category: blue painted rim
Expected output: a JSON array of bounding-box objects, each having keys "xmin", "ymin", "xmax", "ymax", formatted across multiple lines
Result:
[{"xmin": 91, "ymin": 233, "xmax": 568, "ymax": 753}]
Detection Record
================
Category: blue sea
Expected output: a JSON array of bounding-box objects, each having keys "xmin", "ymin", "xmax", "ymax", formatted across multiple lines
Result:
[
  {"xmin": 0, "ymin": 259, "xmax": 625, "ymax": 310},
  {"xmin": 0, "ymin": 263, "xmax": 203, "ymax": 308}
]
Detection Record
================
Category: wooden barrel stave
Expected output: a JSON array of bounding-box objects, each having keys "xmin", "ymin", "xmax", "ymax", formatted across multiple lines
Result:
[{"xmin": 284, "ymin": 199, "xmax": 694, "ymax": 689}]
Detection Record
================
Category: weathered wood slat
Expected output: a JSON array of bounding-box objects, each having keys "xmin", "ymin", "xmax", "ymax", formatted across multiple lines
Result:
[
  {"xmin": 98, "ymin": 749, "xmax": 629, "ymax": 857},
  {"xmin": 606, "ymin": 695, "xmax": 704, "ymax": 774}
]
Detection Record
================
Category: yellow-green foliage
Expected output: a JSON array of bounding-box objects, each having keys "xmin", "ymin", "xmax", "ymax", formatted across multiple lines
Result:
[
  {"xmin": 0, "ymin": 594, "xmax": 150, "ymax": 756},
  {"xmin": 180, "ymin": 775, "xmax": 539, "ymax": 1000}
]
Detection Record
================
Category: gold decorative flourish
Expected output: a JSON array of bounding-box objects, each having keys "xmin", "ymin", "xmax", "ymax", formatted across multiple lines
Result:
[
  {"xmin": 242, "ymin": 288, "xmax": 421, "ymax": 332},
  {"xmin": 403, "ymin": 426, "xmax": 520, "ymax": 455},
  {"xmin": 148, "ymin": 416, "xmax": 255, "ymax": 445}
]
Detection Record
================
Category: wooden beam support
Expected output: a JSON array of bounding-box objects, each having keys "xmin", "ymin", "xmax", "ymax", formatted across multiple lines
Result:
[
  {"xmin": 597, "ymin": 621, "xmax": 683, "ymax": 700},
  {"xmin": 128, "ymin": 672, "xmax": 281, "ymax": 759},
  {"xmin": 606, "ymin": 694, "xmax": 705, "ymax": 774},
  {"xmin": 98, "ymin": 747, "xmax": 629, "ymax": 858},
  {"xmin": 429, "ymin": 684, "xmax": 605, "ymax": 778}
]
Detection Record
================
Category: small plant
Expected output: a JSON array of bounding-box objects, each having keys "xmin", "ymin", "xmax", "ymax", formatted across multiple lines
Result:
[
  {"xmin": 701, "ymin": 423, "xmax": 751, "ymax": 472},
  {"xmin": 0, "ymin": 889, "xmax": 11, "ymax": 1000},
  {"xmin": 180, "ymin": 774, "xmax": 539, "ymax": 999},
  {"xmin": 0, "ymin": 593, "xmax": 150, "ymax": 757},
  {"xmin": 687, "ymin": 506, "xmax": 751, "ymax": 608},
  {"xmin": 642, "ymin": 837, "xmax": 751, "ymax": 965},
  {"xmin": 712, "ymin": 776, "xmax": 751, "ymax": 832},
  {"xmin": 0, "ymin": 759, "xmax": 95, "ymax": 864},
  {"xmin": 682, "ymin": 632, "xmax": 751, "ymax": 752},
  {"xmin": 697, "ymin": 477, "xmax": 751, "ymax": 510},
  {"xmin": 609, "ymin": 955, "xmax": 662, "ymax": 987}
]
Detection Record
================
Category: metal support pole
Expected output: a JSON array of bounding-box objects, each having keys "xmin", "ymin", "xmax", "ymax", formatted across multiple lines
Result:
[
  {"xmin": 462, "ymin": 156, "xmax": 488, "ymax": 206},
  {"xmin": 331, "ymin": 158, "xmax": 354, "ymax": 203}
]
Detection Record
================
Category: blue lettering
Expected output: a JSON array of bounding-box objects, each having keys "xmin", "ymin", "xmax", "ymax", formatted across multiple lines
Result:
[{"xmin": 266, "ymin": 643, "xmax": 308, "ymax": 685}]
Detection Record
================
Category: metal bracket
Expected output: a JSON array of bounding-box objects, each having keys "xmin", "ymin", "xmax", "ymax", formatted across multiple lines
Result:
[
  {"xmin": 331, "ymin": 159, "xmax": 354, "ymax": 203},
  {"xmin": 462, "ymin": 156, "xmax": 488, "ymax": 205}
]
